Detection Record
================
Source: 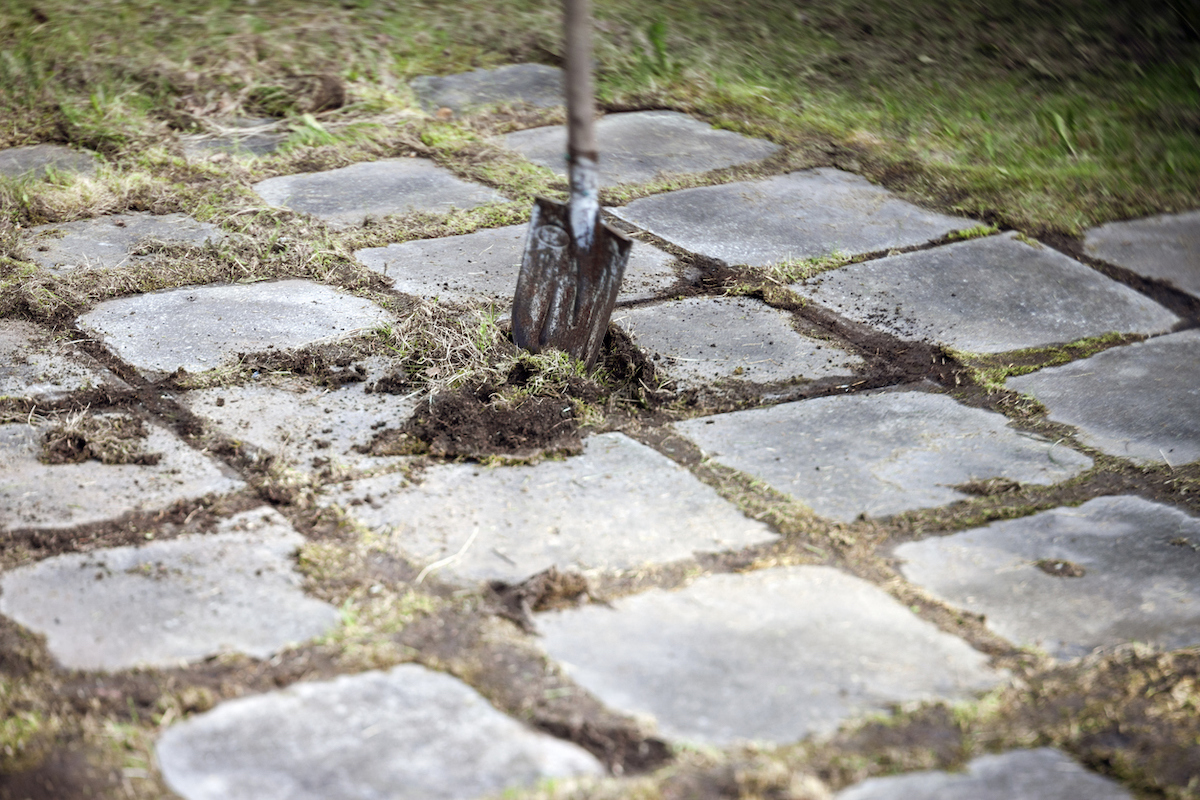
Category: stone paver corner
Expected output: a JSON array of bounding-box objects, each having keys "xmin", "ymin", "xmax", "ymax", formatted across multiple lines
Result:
[
  {"xmin": 1084, "ymin": 210, "xmax": 1200, "ymax": 299},
  {"xmin": 411, "ymin": 63, "xmax": 565, "ymax": 113}
]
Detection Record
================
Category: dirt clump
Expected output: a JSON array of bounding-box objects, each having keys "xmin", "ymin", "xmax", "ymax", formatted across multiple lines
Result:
[{"xmin": 38, "ymin": 412, "xmax": 160, "ymax": 466}]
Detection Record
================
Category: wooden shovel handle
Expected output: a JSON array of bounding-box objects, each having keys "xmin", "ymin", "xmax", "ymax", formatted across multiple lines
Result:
[{"xmin": 564, "ymin": 0, "xmax": 597, "ymax": 162}]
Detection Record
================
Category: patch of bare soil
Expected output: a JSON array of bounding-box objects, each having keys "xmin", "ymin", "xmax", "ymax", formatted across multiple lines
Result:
[
  {"xmin": 38, "ymin": 412, "xmax": 160, "ymax": 466},
  {"xmin": 0, "ymin": 748, "xmax": 121, "ymax": 800}
]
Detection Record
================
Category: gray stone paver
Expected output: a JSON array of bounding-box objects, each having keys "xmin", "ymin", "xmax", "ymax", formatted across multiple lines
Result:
[
  {"xmin": 0, "ymin": 143, "xmax": 98, "ymax": 178},
  {"xmin": 252, "ymin": 158, "xmax": 506, "ymax": 225},
  {"xmin": 895, "ymin": 496, "xmax": 1200, "ymax": 659},
  {"xmin": 155, "ymin": 664, "xmax": 603, "ymax": 800},
  {"xmin": 411, "ymin": 63, "xmax": 565, "ymax": 113},
  {"xmin": 0, "ymin": 508, "xmax": 339, "ymax": 670},
  {"xmin": 354, "ymin": 223, "xmax": 677, "ymax": 306},
  {"xmin": 77, "ymin": 279, "xmax": 392, "ymax": 379},
  {"xmin": 325, "ymin": 431, "xmax": 775, "ymax": 583},
  {"xmin": 1, "ymin": 319, "xmax": 129, "ymax": 403},
  {"xmin": 790, "ymin": 232, "xmax": 1179, "ymax": 353},
  {"xmin": 0, "ymin": 415, "xmax": 244, "ymax": 533},
  {"xmin": 25, "ymin": 212, "xmax": 223, "ymax": 275},
  {"xmin": 673, "ymin": 391, "xmax": 1093, "ymax": 522},
  {"xmin": 615, "ymin": 296, "xmax": 864, "ymax": 388},
  {"xmin": 1007, "ymin": 330, "xmax": 1200, "ymax": 465},
  {"xmin": 537, "ymin": 566, "xmax": 1003, "ymax": 745},
  {"xmin": 1084, "ymin": 211, "xmax": 1200, "ymax": 298},
  {"xmin": 834, "ymin": 748, "xmax": 1133, "ymax": 800},
  {"xmin": 502, "ymin": 110, "xmax": 780, "ymax": 187},
  {"xmin": 612, "ymin": 168, "xmax": 979, "ymax": 266}
]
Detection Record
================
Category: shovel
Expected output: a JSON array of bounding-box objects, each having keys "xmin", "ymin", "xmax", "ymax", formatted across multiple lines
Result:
[{"xmin": 512, "ymin": 0, "xmax": 633, "ymax": 369}]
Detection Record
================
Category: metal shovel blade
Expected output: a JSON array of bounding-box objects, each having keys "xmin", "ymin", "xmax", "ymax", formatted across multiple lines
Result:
[{"xmin": 512, "ymin": 196, "xmax": 632, "ymax": 367}]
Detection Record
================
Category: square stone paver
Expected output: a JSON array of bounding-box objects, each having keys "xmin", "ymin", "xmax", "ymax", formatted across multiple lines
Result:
[
  {"xmin": 834, "ymin": 748, "xmax": 1132, "ymax": 800},
  {"xmin": 0, "ymin": 508, "xmax": 339, "ymax": 670},
  {"xmin": 537, "ymin": 566, "xmax": 1003, "ymax": 745},
  {"xmin": 355, "ymin": 223, "xmax": 677, "ymax": 307},
  {"xmin": 0, "ymin": 144, "xmax": 98, "ymax": 179},
  {"xmin": 24, "ymin": 212, "xmax": 223, "ymax": 275},
  {"xmin": 1, "ymin": 319, "xmax": 130, "ymax": 404},
  {"xmin": 502, "ymin": 110, "xmax": 780, "ymax": 187},
  {"xmin": 77, "ymin": 279, "xmax": 392, "ymax": 379},
  {"xmin": 612, "ymin": 168, "xmax": 978, "ymax": 266},
  {"xmin": 790, "ymin": 232, "xmax": 1178, "ymax": 353},
  {"xmin": 894, "ymin": 496, "xmax": 1200, "ymax": 659},
  {"xmin": 155, "ymin": 664, "xmax": 603, "ymax": 800},
  {"xmin": 253, "ymin": 159, "xmax": 506, "ymax": 225},
  {"xmin": 1007, "ymin": 330, "xmax": 1200, "ymax": 466},
  {"xmin": 673, "ymin": 391, "xmax": 1093, "ymax": 522},
  {"xmin": 1084, "ymin": 211, "xmax": 1200, "ymax": 299},
  {"xmin": 0, "ymin": 414, "xmax": 244, "ymax": 533},
  {"xmin": 324, "ymin": 432, "xmax": 775, "ymax": 584},
  {"xmin": 615, "ymin": 296, "xmax": 864, "ymax": 389},
  {"xmin": 411, "ymin": 63, "xmax": 565, "ymax": 113}
]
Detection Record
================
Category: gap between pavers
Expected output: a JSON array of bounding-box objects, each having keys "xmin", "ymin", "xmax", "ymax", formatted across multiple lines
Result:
[
  {"xmin": 672, "ymin": 391, "xmax": 1093, "ymax": 523},
  {"xmin": 1007, "ymin": 329, "xmax": 1200, "ymax": 466},
  {"xmin": 1, "ymin": 319, "xmax": 129, "ymax": 404},
  {"xmin": 323, "ymin": 431, "xmax": 775, "ymax": 584},
  {"xmin": 501, "ymin": 110, "xmax": 780, "ymax": 187},
  {"xmin": 77, "ymin": 279, "xmax": 392, "ymax": 380},
  {"xmin": 354, "ymin": 223, "xmax": 677, "ymax": 307},
  {"xmin": 0, "ymin": 416, "xmax": 244, "ymax": 533},
  {"xmin": 790, "ymin": 232, "xmax": 1179, "ymax": 353},
  {"xmin": 1084, "ymin": 210, "xmax": 1200, "ymax": 299},
  {"xmin": 24, "ymin": 212, "xmax": 223, "ymax": 275},
  {"xmin": 410, "ymin": 63, "xmax": 565, "ymax": 114},
  {"xmin": 894, "ymin": 495, "xmax": 1200, "ymax": 659},
  {"xmin": 0, "ymin": 508, "xmax": 339, "ymax": 671},
  {"xmin": 614, "ymin": 296, "xmax": 864, "ymax": 389},
  {"xmin": 833, "ymin": 748, "xmax": 1133, "ymax": 800},
  {"xmin": 252, "ymin": 158, "xmax": 506, "ymax": 226},
  {"xmin": 611, "ymin": 168, "xmax": 979, "ymax": 266},
  {"xmin": 0, "ymin": 143, "xmax": 98, "ymax": 179},
  {"xmin": 536, "ymin": 565, "xmax": 1004, "ymax": 745},
  {"xmin": 155, "ymin": 663, "xmax": 603, "ymax": 800}
]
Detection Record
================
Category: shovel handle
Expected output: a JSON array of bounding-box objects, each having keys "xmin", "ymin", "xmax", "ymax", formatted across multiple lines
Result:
[{"xmin": 564, "ymin": 0, "xmax": 597, "ymax": 162}]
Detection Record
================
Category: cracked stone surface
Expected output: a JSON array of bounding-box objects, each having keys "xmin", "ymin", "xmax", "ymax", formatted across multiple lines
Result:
[
  {"xmin": 253, "ymin": 158, "xmax": 505, "ymax": 225},
  {"xmin": 325, "ymin": 432, "xmax": 775, "ymax": 584},
  {"xmin": 790, "ymin": 232, "xmax": 1179, "ymax": 353},
  {"xmin": 537, "ymin": 566, "xmax": 1003, "ymax": 745},
  {"xmin": 615, "ymin": 296, "xmax": 864, "ymax": 389},
  {"xmin": 0, "ymin": 414, "xmax": 244, "ymax": 533},
  {"xmin": 502, "ymin": 110, "xmax": 780, "ymax": 186},
  {"xmin": 834, "ymin": 748, "xmax": 1133, "ymax": 800},
  {"xmin": 0, "ymin": 508, "xmax": 338, "ymax": 670},
  {"xmin": 0, "ymin": 143, "xmax": 98, "ymax": 178},
  {"xmin": 612, "ymin": 168, "xmax": 978, "ymax": 266},
  {"xmin": 24, "ymin": 212, "xmax": 223, "ymax": 275},
  {"xmin": 1084, "ymin": 210, "xmax": 1200, "ymax": 298},
  {"xmin": 1008, "ymin": 330, "xmax": 1200, "ymax": 466},
  {"xmin": 77, "ymin": 279, "xmax": 392, "ymax": 379},
  {"xmin": 0, "ymin": 319, "xmax": 130, "ymax": 404},
  {"xmin": 673, "ymin": 391, "xmax": 1093, "ymax": 522},
  {"xmin": 411, "ymin": 63, "xmax": 565, "ymax": 113},
  {"xmin": 894, "ymin": 496, "xmax": 1200, "ymax": 659},
  {"xmin": 355, "ymin": 223, "xmax": 677, "ymax": 306},
  {"xmin": 155, "ymin": 664, "xmax": 603, "ymax": 800}
]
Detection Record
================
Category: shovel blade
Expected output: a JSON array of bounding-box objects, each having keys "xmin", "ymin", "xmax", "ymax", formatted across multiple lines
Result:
[{"xmin": 513, "ymin": 196, "xmax": 633, "ymax": 368}]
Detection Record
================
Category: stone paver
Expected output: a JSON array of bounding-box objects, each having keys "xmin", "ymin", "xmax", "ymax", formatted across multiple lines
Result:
[
  {"xmin": 355, "ymin": 223, "xmax": 677, "ymax": 306},
  {"xmin": 502, "ymin": 110, "xmax": 780, "ymax": 187},
  {"xmin": 894, "ymin": 496, "xmax": 1200, "ymax": 659},
  {"xmin": 673, "ymin": 392, "xmax": 1092, "ymax": 522},
  {"xmin": 253, "ymin": 159, "xmax": 505, "ymax": 225},
  {"xmin": 0, "ymin": 508, "xmax": 338, "ymax": 670},
  {"xmin": 0, "ymin": 143, "xmax": 98, "ymax": 179},
  {"xmin": 1008, "ymin": 330, "xmax": 1200, "ymax": 465},
  {"xmin": 537, "ymin": 566, "xmax": 1003, "ymax": 745},
  {"xmin": 0, "ymin": 414, "xmax": 243, "ymax": 532},
  {"xmin": 325, "ymin": 432, "xmax": 775, "ymax": 583},
  {"xmin": 411, "ymin": 63, "xmax": 565, "ymax": 113},
  {"xmin": 25, "ymin": 212, "xmax": 223, "ymax": 275},
  {"xmin": 1084, "ymin": 211, "xmax": 1200, "ymax": 298},
  {"xmin": 612, "ymin": 168, "xmax": 978, "ymax": 266},
  {"xmin": 155, "ymin": 664, "xmax": 603, "ymax": 800},
  {"xmin": 834, "ymin": 748, "xmax": 1133, "ymax": 800},
  {"xmin": 77, "ymin": 279, "xmax": 392, "ymax": 379},
  {"xmin": 0, "ymin": 319, "xmax": 129, "ymax": 404},
  {"xmin": 616, "ymin": 296, "xmax": 864, "ymax": 388},
  {"xmin": 790, "ymin": 232, "xmax": 1179, "ymax": 353}
]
